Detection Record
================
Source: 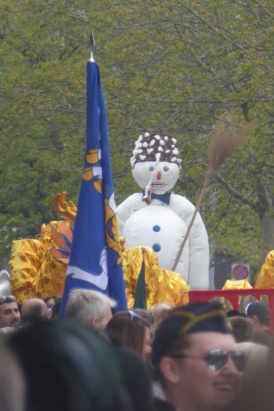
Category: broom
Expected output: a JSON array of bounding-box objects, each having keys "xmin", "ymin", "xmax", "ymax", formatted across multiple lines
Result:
[{"xmin": 172, "ymin": 118, "xmax": 253, "ymax": 272}]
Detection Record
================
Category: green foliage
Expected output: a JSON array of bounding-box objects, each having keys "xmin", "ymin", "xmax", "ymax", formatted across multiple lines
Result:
[{"xmin": 0, "ymin": 0, "xmax": 273, "ymax": 275}]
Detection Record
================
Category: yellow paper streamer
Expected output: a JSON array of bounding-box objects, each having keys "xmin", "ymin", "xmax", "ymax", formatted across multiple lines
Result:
[
  {"xmin": 222, "ymin": 279, "xmax": 253, "ymax": 290},
  {"xmin": 123, "ymin": 247, "xmax": 189, "ymax": 309},
  {"xmin": 9, "ymin": 221, "xmax": 190, "ymax": 306},
  {"xmin": 254, "ymin": 250, "xmax": 274, "ymax": 288},
  {"xmin": 9, "ymin": 221, "xmax": 72, "ymax": 304}
]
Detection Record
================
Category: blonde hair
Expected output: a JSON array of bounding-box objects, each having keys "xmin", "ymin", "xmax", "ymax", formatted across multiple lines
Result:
[{"xmin": 236, "ymin": 341, "xmax": 269, "ymax": 387}]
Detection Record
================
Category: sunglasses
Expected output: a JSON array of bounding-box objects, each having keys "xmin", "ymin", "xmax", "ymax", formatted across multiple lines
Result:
[
  {"xmin": 170, "ymin": 348, "xmax": 246, "ymax": 372},
  {"xmin": 128, "ymin": 310, "xmax": 139, "ymax": 320}
]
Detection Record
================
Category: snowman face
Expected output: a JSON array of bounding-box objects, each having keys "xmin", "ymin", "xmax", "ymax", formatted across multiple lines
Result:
[{"xmin": 132, "ymin": 161, "xmax": 179, "ymax": 194}]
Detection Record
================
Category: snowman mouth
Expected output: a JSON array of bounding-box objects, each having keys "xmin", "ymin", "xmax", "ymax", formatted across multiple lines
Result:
[{"xmin": 152, "ymin": 183, "xmax": 167, "ymax": 187}]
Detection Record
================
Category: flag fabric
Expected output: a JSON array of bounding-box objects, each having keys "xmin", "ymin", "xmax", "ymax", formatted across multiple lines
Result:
[
  {"xmin": 133, "ymin": 248, "xmax": 147, "ymax": 309},
  {"xmin": 60, "ymin": 60, "xmax": 128, "ymax": 315}
]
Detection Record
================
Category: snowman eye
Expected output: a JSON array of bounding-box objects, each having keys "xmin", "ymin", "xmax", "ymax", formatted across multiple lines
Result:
[
  {"xmin": 149, "ymin": 166, "xmax": 154, "ymax": 172},
  {"xmin": 163, "ymin": 166, "xmax": 169, "ymax": 172}
]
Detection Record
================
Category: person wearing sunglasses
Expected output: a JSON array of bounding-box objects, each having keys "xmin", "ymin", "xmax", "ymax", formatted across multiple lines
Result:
[
  {"xmin": 0, "ymin": 295, "xmax": 20, "ymax": 329},
  {"xmin": 151, "ymin": 301, "xmax": 245, "ymax": 411},
  {"xmin": 106, "ymin": 310, "xmax": 152, "ymax": 362}
]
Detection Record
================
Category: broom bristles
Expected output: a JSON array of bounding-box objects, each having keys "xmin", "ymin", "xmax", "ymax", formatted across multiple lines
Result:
[
  {"xmin": 206, "ymin": 119, "xmax": 253, "ymax": 182},
  {"xmin": 172, "ymin": 117, "xmax": 254, "ymax": 272}
]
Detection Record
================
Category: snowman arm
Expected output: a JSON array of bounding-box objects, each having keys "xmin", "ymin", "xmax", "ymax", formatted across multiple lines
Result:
[
  {"xmin": 186, "ymin": 212, "xmax": 210, "ymax": 290},
  {"xmin": 116, "ymin": 193, "xmax": 144, "ymax": 234},
  {"xmin": 169, "ymin": 194, "xmax": 198, "ymax": 221},
  {"xmin": 165, "ymin": 194, "xmax": 209, "ymax": 288}
]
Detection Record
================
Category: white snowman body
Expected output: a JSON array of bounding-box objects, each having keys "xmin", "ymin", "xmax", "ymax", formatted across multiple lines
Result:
[{"xmin": 117, "ymin": 133, "xmax": 209, "ymax": 290}]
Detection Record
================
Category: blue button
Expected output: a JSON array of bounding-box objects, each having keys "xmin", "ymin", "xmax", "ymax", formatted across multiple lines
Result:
[
  {"xmin": 153, "ymin": 225, "xmax": 161, "ymax": 232},
  {"xmin": 152, "ymin": 243, "xmax": 161, "ymax": 252}
]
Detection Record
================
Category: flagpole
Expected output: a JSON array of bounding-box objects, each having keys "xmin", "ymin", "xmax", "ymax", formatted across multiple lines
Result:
[{"xmin": 89, "ymin": 30, "xmax": 95, "ymax": 62}]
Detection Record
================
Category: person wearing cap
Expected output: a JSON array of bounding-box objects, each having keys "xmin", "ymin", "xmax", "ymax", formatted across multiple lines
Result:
[
  {"xmin": 152, "ymin": 302, "xmax": 245, "ymax": 411},
  {"xmin": 245, "ymin": 301, "xmax": 271, "ymax": 334}
]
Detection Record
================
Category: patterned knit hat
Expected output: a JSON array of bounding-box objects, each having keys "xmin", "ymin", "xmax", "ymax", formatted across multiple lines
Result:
[{"xmin": 130, "ymin": 132, "xmax": 182, "ymax": 168}]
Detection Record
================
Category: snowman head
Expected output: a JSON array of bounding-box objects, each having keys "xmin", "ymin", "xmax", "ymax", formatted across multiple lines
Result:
[{"xmin": 131, "ymin": 133, "xmax": 182, "ymax": 194}]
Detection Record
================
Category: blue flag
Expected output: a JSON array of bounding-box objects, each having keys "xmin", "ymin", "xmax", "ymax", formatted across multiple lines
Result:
[{"xmin": 60, "ymin": 60, "xmax": 128, "ymax": 315}]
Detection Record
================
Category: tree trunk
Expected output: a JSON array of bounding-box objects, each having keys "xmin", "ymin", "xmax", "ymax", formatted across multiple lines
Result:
[{"xmin": 260, "ymin": 212, "xmax": 274, "ymax": 264}]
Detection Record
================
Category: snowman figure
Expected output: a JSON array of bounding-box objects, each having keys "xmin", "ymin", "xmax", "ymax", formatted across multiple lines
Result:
[{"xmin": 117, "ymin": 132, "xmax": 209, "ymax": 290}]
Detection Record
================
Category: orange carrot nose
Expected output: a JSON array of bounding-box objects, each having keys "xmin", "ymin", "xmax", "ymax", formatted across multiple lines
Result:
[{"xmin": 157, "ymin": 171, "xmax": 161, "ymax": 180}]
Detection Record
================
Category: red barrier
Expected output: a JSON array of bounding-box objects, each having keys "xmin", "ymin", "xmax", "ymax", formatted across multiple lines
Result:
[{"xmin": 189, "ymin": 288, "xmax": 274, "ymax": 332}]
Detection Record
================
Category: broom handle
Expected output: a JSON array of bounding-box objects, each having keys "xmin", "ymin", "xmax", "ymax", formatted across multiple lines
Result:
[
  {"xmin": 171, "ymin": 182, "xmax": 208, "ymax": 272},
  {"xmin": 171, "ymin": 121, "xmax": 250, "ymax": 272}
]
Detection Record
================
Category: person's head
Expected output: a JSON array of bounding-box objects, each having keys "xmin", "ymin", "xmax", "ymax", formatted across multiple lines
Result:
[
  {"xmin": 7, "ymin": 320, "xmax": 129, "ymax": 411},
  {"xmin": 51, "ymin": 298, "xmax": 62, "ymax": 320},
  {"xmin": 0, "ymin": 295, "xmax": 20, "ymax": 328},
  {"xmin": 152, "ymin": 302, "xmax": 245, "ymax": 411},
  {"xmin": 44, "ymin": 296, "xmax": 58, "ymax": 318},
  {"xmin": 65, "ymin": 289, "xmax": 116, "ymax": 329},
  {"xmin": 106, "ymin": 311, "xmax": 152, "ymax": 361},
  {"xmin": 245, "ymin": 302, "xmax": 271, "ymax": 332},
  {"xmin": 132, "ymin": 309, "xmax": 154, "ymax": 326},
  {"xmin": 236, "ymin": 341, "xmax": 269, "ymax": 385},
  {"xmin": 21, "ymin": 298, "xmax": 49, "ymax": 326},
  {"xmin": 226, "ymin": 310, "xmax": 242, "ymax": 318},
  {"xmin": 227, "ymin": 341, "xmax": 270, "ymax": 411},
  {"xmin": 150, "ymin": 303, "xmax": 172, "ymax": 327},
  {"xmin": 0, "ymin": 340, "xmax": 25, "ymax": 411},
  {"xmin": 228, "ymin": 316, "xmax": 254, "ymax": 342}
]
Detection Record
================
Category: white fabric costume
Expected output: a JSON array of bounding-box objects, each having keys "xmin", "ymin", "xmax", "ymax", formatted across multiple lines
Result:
[{"xmin": 117, "ymin": 133, "xmax": 209, "ymax": 290}]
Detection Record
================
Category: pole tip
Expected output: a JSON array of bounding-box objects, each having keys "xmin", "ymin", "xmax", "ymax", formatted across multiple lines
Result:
[{"xmin": 89, "ymin": 30, "xmax": 96, "ymax": 62}]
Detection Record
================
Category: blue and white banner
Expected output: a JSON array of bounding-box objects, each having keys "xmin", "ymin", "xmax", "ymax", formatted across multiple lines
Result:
[{"xmin": 60, "ymin": 60, "xmax": 127, "ymax": 314}]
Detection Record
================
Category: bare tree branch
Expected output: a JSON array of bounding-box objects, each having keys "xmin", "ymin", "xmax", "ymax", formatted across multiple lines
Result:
[{"xmin": 214, "ymin": 173, "xmax": 258, "ymax": 212}]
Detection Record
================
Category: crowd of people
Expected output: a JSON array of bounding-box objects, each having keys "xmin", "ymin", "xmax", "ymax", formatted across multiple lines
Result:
[{"xmin": 0, "ymin": 290, "xmax": 274, "ymax": 411}]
